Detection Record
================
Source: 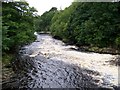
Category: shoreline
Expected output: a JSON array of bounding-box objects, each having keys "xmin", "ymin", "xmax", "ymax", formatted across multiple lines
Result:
[{"xmin": 52, "ymin": 35, "xmax": 120, "ymax": 55}]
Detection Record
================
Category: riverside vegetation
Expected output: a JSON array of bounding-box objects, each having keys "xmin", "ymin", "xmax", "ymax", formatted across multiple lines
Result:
[
  {"xmin": 2, "ymin": 1, "xmax": 37, "ymax": 64},
  {"xmin": 2, "ymin": 1, "xmax": 120, "ymax": 89},
  {"xmin": 2, "ymin": 1, "xmax": 120, "ymax": 66},
  {"xmin": 2, "ymin": 1, "xmax": 37, "ymax": 81},
  {"xmin": 35, "ymin": 2, "xmax": 120, "ymax": 54}
]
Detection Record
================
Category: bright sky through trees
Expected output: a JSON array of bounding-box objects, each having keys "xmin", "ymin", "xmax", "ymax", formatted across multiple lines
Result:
[{"xmin": 26, "ymin": 0, "xmax": 73, "ymax": 15}]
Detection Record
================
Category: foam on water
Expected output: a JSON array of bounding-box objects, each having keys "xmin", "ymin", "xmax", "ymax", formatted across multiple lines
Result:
[{"xmin": 24, "ymin": 34, "xmax": 119, "ymax": 87}]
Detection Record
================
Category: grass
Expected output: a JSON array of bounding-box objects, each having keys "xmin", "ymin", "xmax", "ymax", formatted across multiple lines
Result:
[{"xmin": 2, "ymin": 54, "xmax": 14, "ymax": 66}]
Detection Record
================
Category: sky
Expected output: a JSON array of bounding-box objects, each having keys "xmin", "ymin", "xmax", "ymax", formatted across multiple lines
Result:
[{"xmin": 25, "ymin": 0, "xmax": 73, "ymax": 15}]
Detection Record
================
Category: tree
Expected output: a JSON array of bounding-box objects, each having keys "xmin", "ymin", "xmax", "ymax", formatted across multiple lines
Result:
[
  {"xmin": 34, "ymin": 7, "xmax": 57, "ymax": 32},
  {"xmin": 2, "ymin": 1, "xmax": 37, "ymax": 54},
  {"xmin": 50, "ymin": 2, "xmax": 120, "ymax": 49}
]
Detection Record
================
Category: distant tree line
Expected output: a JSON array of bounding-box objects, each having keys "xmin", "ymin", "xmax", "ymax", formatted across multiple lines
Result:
[
  {"xmin": 35, "ymin": 2, "xmax": 120, "ymax": 50},
  {"xmin": 34, "ymin": 7, "xmax": 57, "ymax": 32}
]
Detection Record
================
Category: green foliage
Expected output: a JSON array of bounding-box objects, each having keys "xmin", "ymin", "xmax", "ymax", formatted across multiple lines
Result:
[
  {"xmin": 50, "ymin": 2, "xmax": 120, "ymax": 49},
  {"xmin": 2, "ymin": 2, "xmax": 37, "ymax": 54},
  {"xmin": 34, "ymin": 7, "xmax": 57, "ymax": 32},
  {"xmin": 115, "ymin": 37, "xmax": 120, "ymax": 48},
  {"xmin": 50, "ymin": 3, "xmax": 78, "ymax": 42},
  {"xmin": 2, "ymin": 54, "xmax": 13, "ymax": 65}
]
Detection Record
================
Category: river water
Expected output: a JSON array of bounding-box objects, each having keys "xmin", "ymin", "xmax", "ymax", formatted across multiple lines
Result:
[{"xmin": 12, "ymin": 33, "xmax": 119, "ymax": 89}]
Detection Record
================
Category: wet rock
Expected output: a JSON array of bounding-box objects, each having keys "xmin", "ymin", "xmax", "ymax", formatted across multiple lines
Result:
[{"xmin": 108, "ymin": 55, "xmax": 120, "ymax": 66}]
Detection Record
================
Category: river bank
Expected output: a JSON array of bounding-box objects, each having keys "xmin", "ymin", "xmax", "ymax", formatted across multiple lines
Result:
[
  {"xmin": 53, "ymin": 36, "xmax": 120, "ymax": 55},
  {"xmin": 76, "ymin": 46, "xmax": 120, "ymax": 55}
]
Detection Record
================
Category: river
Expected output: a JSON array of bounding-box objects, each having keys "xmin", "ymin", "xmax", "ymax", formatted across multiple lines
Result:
[{"xmin": 4, "ymin": 33, "xmax": 119, "ymax": 89}]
